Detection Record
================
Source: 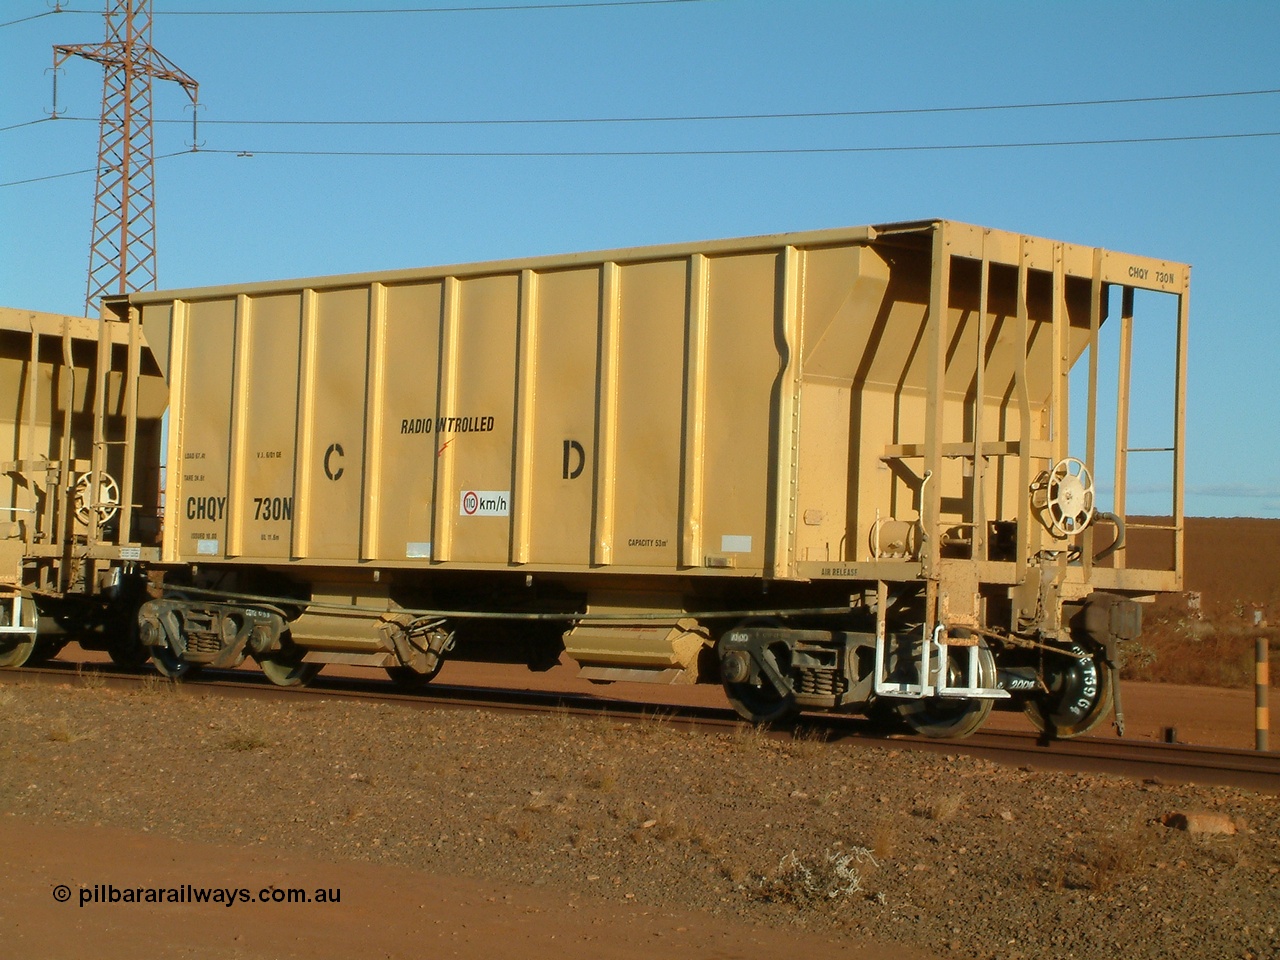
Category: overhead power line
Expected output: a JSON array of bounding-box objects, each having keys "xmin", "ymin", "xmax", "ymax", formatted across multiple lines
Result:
[
  {"xmin": 4, "ymin": 129, "xmax": 1277, "ymax": 187},
  {"xmin": 150, "ymin": 0, "xmax": 716, "ymax": 12},
  {"xmin": 0, "ymin": 11, "xmax": 58, "ymax": 28},
  {"xmin": 8, "ymin": 87, "xmax": 1278, "ymax": 133},
  {"xmin": 195, "ymin": 130, "xmax": 1280, "ymax": 157},
  {"xmin": 0, "ymin": 164, "xmax": 98, "ymax": 187},
  {"xmin": 0, "ymin": 118, "xmax": 51, "ymax": 133},
  {"xmin": 141, "ymin": 85, "xmax": 1280, "ymax": 125},
  {"xmin": 0, "ymin": 149, "xmax": 195, "ymax": 187},
  {"xmin": 1, "ymin": 0, "xmax": 711, "ymax": 25}
]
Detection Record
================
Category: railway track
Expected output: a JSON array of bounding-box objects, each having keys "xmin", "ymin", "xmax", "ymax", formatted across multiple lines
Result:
[{"xmin": 4, "ymin": 659, "xmax": 1278, "ymax": 795}]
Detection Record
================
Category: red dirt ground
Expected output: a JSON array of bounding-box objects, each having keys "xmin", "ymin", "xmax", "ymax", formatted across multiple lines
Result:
[
  {"xmin": 2, "ymin": 818, "xmax": 925, "ymax": 960},
  {"xmin": 2, "ymin": 516, "xmax": 1276, "ymax": 958}
]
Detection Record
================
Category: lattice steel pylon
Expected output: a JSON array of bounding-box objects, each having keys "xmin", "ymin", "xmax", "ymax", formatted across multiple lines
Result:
[{"xmin": 53, "ymin": 0, "xmax": 198, "ymax": 317}]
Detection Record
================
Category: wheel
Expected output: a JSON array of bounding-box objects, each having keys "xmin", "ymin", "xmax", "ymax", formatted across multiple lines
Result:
[
  {"xmin": 142, "ymin": 600, "xmax": 202, "ymax": 679},
  {"xmin": 724, "ymin": 679, "xmax": 799, "ymax": 725},
  {"xmin": 0, "ymin": 635, "xmax": 37, "ymax": 668},
  {"xmin": 895, "ymin": 640, "xmax": 996, "ymax": 739},
  {"xmin": 255, "ymin": 637, "xmax": 321, "ymax": 688},
  {"xmin": 0, "ymin": 596, "xmax": 39, "ymax": 669},
  {"xmin": 259, "ymin": 656, "xmax": 320, "ymax": 687},
  {"xmin": 720, "ymin": 630, "xmax": 799, "ymax": 726},
  {"xmin": 91, "ymin": 605, "xmax": 149, "ymax": 668},
  {"xmin": 108, "ymin": 634, "xmax": 151, "ymax": 669},
  {"xmin": 150, "ymin": 645, "xmax": 203, "ymax": 680},
  {"xmin": 385, "ymin": 662, "xmax": 442, "ymax": 689},
  {"xmin": 25, "ymin": 637, "xmax": 68, "ymax": 666},
  {"xmin": 1023, "ymin": 641, "xmax": 1114, "ymax": 739}
]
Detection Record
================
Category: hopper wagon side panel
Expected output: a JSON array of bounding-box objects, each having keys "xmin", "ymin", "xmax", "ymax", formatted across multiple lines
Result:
[
  {"xmin": 521, "ymin": 266, "xmax": 599, "ymax": 567},
  {"xmin": 162, "ymin": 249, "xmax": 807, "ymax": 576},
  {"xmin": 370, "ymin": 281, "xmax": 442, "ymax": 562},
  {"xmin": 172, "ymin": 299, "xmax": 235, "ymax": 560},
  {"xmin": 231, "ymin": 292, "xmax": 303, "ymax": 561}
]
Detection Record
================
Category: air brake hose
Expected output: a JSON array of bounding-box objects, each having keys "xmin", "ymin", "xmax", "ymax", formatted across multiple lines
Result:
[{"xmin": 1092, "ymin": 512, "xmax": 1125, "ymax": 564}]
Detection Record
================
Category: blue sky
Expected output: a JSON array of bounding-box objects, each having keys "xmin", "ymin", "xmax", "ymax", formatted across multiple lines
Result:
[{"xmin": 2, "ymin": 0, "xmax": 1278, "ymax": 518}]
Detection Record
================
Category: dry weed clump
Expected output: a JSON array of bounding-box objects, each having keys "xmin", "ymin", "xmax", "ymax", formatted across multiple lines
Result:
[
  {"xmin": 133, "ymin": 674, "xmax": 178, "ymax": 698},
  {"xmin": 76, "ymin": 666, "xmax": 106, "ymax": 691},
  {"xmin": 730, "ymin": 721, "xmax": 770, "ymax": 751},
  {"xmin": 788, "ymin": 724, "xmax": 830, "ymax": 758},
  {"xmin": 224, "ymin": 721, "xmax": 272, "ymax": 753},
  {"xmin": 585, "ymin": 766, "xmax": 618, "ymax": 793},
  {"xmin": 719, "ymin": 858, "xmax": 750, "ymax": 885},
  {"xmin": 652, "ymin": 803, "xmax": 690, "ymax": 844},
  {"xmin": 756, "ymin": 847, "xmax": 881, "ymax": 906},
  {"xmin": 48, "ymin": 715, "xmax": 91, "ymax": 743},
  {"xmin": 871, "ymin": 822, "xmax": 898, "ymax": 860},
  {"xmin": 1043, "ymin": 830, "xmax": 1154, "ymax": 892},
  {"xmin": 611, "ymin": 796, "xmax": 639, "ymax": 824},
  {"xmin": 497, "ymin": 804, "xmax": 536, "ymax": 843},
  {"xmin": 540, "ymin": 757, "xmax": 569, "ymax": 782},
  {"xmin": 919, "ymin": 792, "xmax": 964, "ymax": 822}
]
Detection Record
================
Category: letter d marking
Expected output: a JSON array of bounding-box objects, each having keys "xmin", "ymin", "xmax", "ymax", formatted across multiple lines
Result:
[{"xmin": 563, "ymin": 440, "xmax": 585, "ymax": 480}]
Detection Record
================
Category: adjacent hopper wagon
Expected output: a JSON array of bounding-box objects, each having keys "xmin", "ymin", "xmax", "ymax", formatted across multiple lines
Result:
[{"xmin": 0, "ymin": 220, "xmax": 1189, "ymax": 738}]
